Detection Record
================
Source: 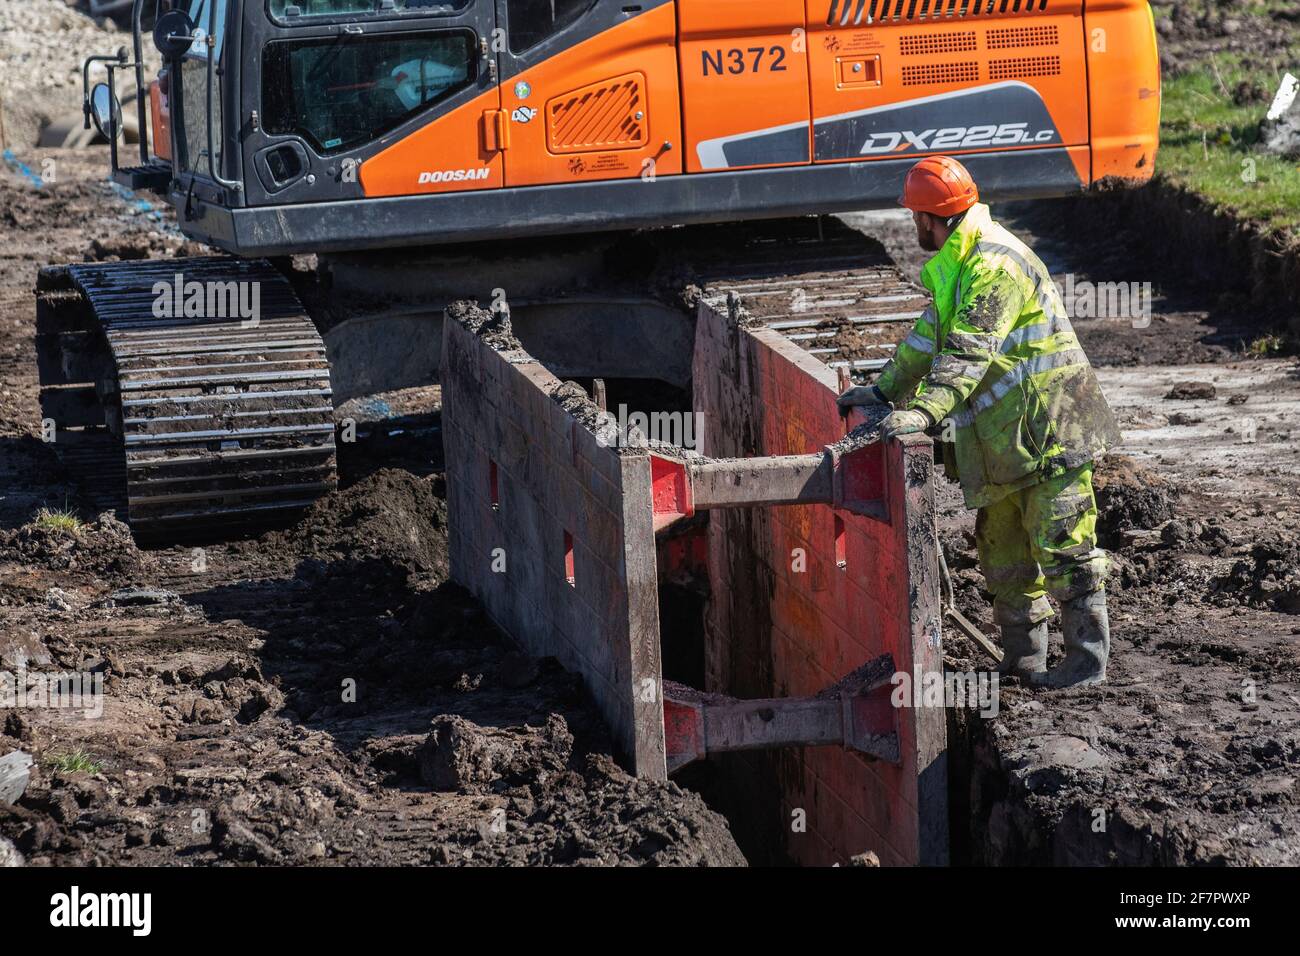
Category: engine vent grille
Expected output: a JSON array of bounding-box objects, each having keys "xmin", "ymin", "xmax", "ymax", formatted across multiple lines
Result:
[
  {"xmin": 901, "ymin": 61, "xmax": 980, "ymax": 85},
  {"xmin": 900, "ymin": 31, "xmax": 978, "ymax": 55},
  {"xmin": 546, "ymin": 73, "xmax": 647, "ymax": 154},
  {"xmin": 986, "ymin": 23, "xmax": 1059, "ymax": 48},
  {"xmin": 988, "ymin": 54, "xmax": 1061, "ymax": 79},
  {"xmin": 828, "ymin": 0, "xmax": 1052, "ymax": 27}
]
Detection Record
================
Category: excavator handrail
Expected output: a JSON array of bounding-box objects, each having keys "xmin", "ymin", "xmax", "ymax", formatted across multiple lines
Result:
[
  {"xmin": 204, "ymin": 0, "xmax": 243, "ymax": 192},
  {"xmin": 200, "ymin": 0, "xmax": 241, "ymax": 192},
  {"xmin": 129, "ymin": 0, "xmax": 242, "ymax": 192},
  {"xmin": 130, "ymin": 0, "xmax": 150, "ymax": 167}
]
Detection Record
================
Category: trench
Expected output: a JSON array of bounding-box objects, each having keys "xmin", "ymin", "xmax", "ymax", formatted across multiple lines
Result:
[
  {"xmin": 469, "ymin": 298, "xmax": 785, "ymax": 864},
  {"xmin": 332, "ymin": 222, "xmax": 1142, "ymax": 866},
  {"xmin": 524, "ymin": 368, "xmax": 759, "ymax": 856},
  {"xmin": 500, "ymin": 306, "xmax": 979, "ymax": 866},
  {"xmin": 292, "ymin": 203, "xmax": 1300, "ymax": 865}
]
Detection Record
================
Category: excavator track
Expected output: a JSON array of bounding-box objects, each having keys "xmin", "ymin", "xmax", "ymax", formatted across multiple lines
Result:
[
  {"xmin": 36, "ymin": 257, "xmax": 337, "ymax": 541},
  {"xmin": 684, "ymin": 218, "xmax": 930, "ymax": 374}
]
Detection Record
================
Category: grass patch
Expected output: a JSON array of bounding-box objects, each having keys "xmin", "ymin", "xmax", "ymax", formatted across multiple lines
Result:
[
  {"xmin": 45, "ymin": 749, "xmax": 102, "ymax": 775},
  {"xmin": 32, "ymin": 505, "xmax": 85, "ymax": 535},
  {"xmin": 1159, "ymin": 54, "xmax": 1300, "ymax": 235},
  {"xmin": 1248, "ymin": 333, "xmax": 1286, "ymax": 355}
]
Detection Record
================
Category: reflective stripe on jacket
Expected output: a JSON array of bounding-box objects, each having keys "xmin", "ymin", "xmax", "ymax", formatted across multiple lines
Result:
[{"xmin": 875, "ymin": 204, "xmax": 1121, "ymax": 509}]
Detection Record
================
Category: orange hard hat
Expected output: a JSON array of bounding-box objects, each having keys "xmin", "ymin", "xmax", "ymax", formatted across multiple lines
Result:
[{"xmin": 898, "ymin": 156, "xmax": 979, "ymax": 218}]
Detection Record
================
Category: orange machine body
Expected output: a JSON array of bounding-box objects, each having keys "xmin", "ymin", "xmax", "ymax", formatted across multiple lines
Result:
[
  {"xmin": 355, "ymin": 0, "xmax": 1158, "ymax": 200},
  {"xmin": 139, "ymin": 1, "xmax": 1159, "ymax": 255},
  {"xmin": 149, "ymin": 77, "xmax": 172, "ymax": 163}
]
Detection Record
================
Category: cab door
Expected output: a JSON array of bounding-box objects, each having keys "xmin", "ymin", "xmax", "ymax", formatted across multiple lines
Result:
[
  {"xmin": 247, "ymin": 0, "xmax": 503, "ymax": 202},
  {"xmin": 494, "ymin": 0, "xmax": 683, "ymax": 187},
  {"xmin": 677, "ymin": 0, "xmax": 813, "ymax": 172}
]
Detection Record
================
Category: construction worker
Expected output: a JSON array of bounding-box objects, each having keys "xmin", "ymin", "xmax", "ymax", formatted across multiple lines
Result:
[{"xmin": 838, "ymin": 156, "xmax": 1121, "ymax": 689}]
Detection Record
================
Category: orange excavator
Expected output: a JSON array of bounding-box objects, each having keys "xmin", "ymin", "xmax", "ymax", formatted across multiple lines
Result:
[{"xmin": 39, "ymin": 0, "xmax": 1159, "ymax": 539}]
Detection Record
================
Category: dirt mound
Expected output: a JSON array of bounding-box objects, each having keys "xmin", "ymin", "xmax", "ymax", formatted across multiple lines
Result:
[
  {"xmin": 0, "ymin": 0, "xmax": 130, "ymax": 149},
  {"xmin": 1093, "ymin": 455, "xmax": 1178, "ymax": 548},
  {"xmin": 0, "ymin": 511, "xmax": 152, "ymax": 581},
  {"xmin": 499, "ymin": 751, "xmax": 746, "ymax": 866},
  {"xmin": 1214, "ymin": 539, "xmax": 1300, "ymax": 614},
  {"xmin": 191, "ymin": 746, "xmax": 745, "ymax": 867},
  {"xmin": 1096, "ymin": 460, "xmax": 1239, "ymax": 596},
  {"xmin": 254, "ymin": 469, "xmax": 448, "ymax": 580},
  {"xmin": 157, "ymin": 655, "xmax": 288, "ymax": 727},
  {"xmin": 416, "ymin": 713, "xmax": 744, "ymax": 866},
  {"xmin": 419, "ymin": 713, "xmax": 573, "ymax": 793}
]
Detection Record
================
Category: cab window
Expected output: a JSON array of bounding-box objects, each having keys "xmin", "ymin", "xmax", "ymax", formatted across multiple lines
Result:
[
  {"xmin": 178, "ymin": 0, "xmax": 229, "ymax": 175},
  {"xmin": 269, "ymin": 1, "xmax": 472, "ymax": 19},
  {"xmin": 185, "ymin": 0, "xmax": 229, "ymax": 60},
  {"xmin": 262, "ymin": 31, "xmax": 477, "ymax": 154},
  {"xmin": 506, "ymin": 0, "xmax": 597, "ymax": 54}
]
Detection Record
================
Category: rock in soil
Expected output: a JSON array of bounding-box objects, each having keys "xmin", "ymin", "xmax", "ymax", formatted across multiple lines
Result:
[
  {"xmin": 1164, "ymin": 381, "xmax": 1217, "ymax": 400},
  {"xmin": 0, "ymin": 751, "xmax": 34, "ymax": 806},
  {"xmin": 418, "ymin": 714, "xmax": 573, "ymax": 793},
  {"xmin": 0, "ymin": 835, "xmax": 23, "ymax": 867}
]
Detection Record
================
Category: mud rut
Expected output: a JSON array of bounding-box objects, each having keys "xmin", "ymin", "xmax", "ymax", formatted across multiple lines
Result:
[{"xmin": 2, "ymin": 151, "xmax": 1299, "ymax": 866}]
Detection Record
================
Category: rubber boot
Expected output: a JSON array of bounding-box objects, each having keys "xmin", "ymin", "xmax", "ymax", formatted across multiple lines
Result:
[
  {"xmin": 996, "ymin": 621, "xmax": 1048, "ymax": 679},
  {"xmin": 1032, "ymin": 589, "xmax": 1110, "ymax": 689}
]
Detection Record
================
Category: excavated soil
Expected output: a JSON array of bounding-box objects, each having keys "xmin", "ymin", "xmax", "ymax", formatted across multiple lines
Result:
[
  {"xmin": 0, "ymin": 153, "xmax": 743, "ymax": 866},
  {"xmin": 243, "ymin": 469, "xmax": 451, "ymax": 581},
  {"xmin": 1091, "ymin": 455, "xmax": 1179, "ymax": 550}
]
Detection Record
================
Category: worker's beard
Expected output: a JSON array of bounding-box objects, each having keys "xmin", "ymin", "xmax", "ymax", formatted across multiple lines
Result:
[{"xmin": 916, "ymin": 224, "xmax": 939, "ymax": 253}]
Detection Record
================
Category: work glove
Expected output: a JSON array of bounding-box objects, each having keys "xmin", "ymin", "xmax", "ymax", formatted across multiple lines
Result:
[
  {"xmin": 836, "ymin": 384, "xmax": 889, "ymax": 411},
  {"xmin": 880, "ymin": 408, "xmax": 932, "ymax": 440}
]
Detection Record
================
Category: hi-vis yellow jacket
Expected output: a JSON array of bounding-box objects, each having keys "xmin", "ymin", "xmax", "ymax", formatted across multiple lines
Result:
[{"xmin": 875, "ymin": 204, "xmax": 1121, "ymax": 509}]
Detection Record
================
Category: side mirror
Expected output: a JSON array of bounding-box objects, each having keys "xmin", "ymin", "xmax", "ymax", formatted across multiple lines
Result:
[
  {"xmin": 89, "ymin": 83, "xmax": 122, "ymax": 142},
  {"xmin": 153, "ymin": 9, "xmax": 197, "ymax": 58}
]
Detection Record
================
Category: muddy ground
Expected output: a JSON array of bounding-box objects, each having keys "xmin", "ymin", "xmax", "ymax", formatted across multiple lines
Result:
[
  {"xmin": 1151, "ymin": 0, "xmax": 1299, "ymax": 80},
  {"xmin": 0, "ymin": 151, "xmax": 744, "ymax": 866}
]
